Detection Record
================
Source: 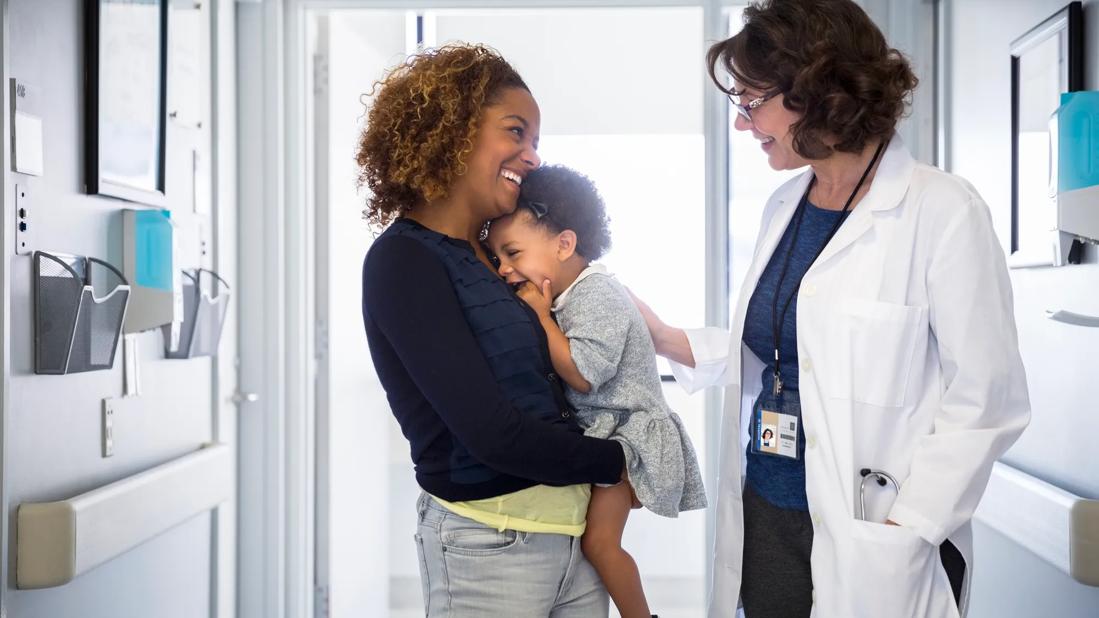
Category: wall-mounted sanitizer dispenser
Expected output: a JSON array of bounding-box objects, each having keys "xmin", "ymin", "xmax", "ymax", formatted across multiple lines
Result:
[
  {"xmin": 1050, "ymin": 91, "xmax": 1099, "ymax": 266},
  {"xmin": 122, "ymin": 210, "xmax": 184, "ymax": 345}
]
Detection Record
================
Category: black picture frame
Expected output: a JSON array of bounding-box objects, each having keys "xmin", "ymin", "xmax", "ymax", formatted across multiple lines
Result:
[
  {"xmin": 85, "ymin": 0, "xmax": 169, "ymax": 207},
  {"xmin": 1009, "ymin": 1, "xmax": 1083, "ymax": 262}
]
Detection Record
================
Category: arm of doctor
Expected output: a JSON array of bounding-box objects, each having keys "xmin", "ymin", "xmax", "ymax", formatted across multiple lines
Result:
[
  {"xmin": 628, "ymin": 288, "xmax": 735, "ymax": 393},
  {"xmin": 887, "ymin": 197, "xmax": 1031, "ymax": 545},
  {"xmin": 631, "ymin": 290, "xmax": 695, "ymax": 367}
]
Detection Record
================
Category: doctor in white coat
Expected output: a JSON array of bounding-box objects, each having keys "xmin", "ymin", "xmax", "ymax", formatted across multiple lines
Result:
[{"xmin": 635, "ymin": 1, "xmax": 1030, "ymax": 617}]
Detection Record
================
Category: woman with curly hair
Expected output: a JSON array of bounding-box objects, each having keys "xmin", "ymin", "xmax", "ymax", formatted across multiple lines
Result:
[
  {"xmin": 358, "ymin": 45, "xmax": 627, "ymax": 617},
  {"xmin": 632, "ymin": 1, "xmax": 1029, "ymax": 617}
]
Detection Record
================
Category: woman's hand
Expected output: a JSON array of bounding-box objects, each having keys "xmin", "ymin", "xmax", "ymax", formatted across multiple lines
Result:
[
  {"xmin": 626, "ymin": 287, "xmax": 667, "ymax": 340},
  {"xmin": 626, "ymin": 287, "xmax": 696, "ymax": 368},
  {"xmin": 517, "ymin": 279, "xmax": 553, "ymax": 321}
]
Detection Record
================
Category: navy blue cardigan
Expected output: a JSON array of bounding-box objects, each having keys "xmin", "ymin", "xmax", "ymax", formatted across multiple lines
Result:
[{"xmin": 361, "ymin": 218, "xmax": 624, "ymax": 501}]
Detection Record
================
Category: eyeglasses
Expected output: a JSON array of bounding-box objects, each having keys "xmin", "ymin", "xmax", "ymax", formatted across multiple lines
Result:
[{"xmin": 729, "ymin": 90, "xmax": 780, "ymax": 122}]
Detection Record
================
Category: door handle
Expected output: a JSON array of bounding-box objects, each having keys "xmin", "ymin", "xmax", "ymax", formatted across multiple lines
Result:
[{"xmin": 231, "ymin": 391, "xmax": 259, "ymax": 405}]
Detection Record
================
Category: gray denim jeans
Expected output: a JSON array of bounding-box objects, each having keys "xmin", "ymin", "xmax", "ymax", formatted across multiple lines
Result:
[{"xmin": 414, "ymin": 492, "xmax": 609, "ymax": 617}]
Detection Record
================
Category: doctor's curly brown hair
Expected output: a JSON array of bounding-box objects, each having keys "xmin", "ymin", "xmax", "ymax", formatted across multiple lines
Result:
[
  {"xmin": 356, "ymin": 44, "xmax": 529, "ymax": 227},
  {"xmin": 707, "ymin": 0, "xmax": 917, "ymax": 159}
]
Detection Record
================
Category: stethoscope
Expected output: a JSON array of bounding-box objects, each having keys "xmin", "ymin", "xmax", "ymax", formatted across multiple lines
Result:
[{"xmin": 857, "ymin": 468, "xmax": 900, "ymax": 521}]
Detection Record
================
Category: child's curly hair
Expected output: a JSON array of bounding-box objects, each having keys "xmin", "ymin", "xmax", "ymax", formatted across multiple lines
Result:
[
  {"xmin": 356, "ymin": 44, "xmax": 528, "ymax": 227},
  {"xmin": 516, "ymin": 165, "xmax": 611, "ymax": 261}
]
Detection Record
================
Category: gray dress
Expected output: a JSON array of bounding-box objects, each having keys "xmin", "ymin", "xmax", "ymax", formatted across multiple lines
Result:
[{"xmin": 553, "ymin": 265, "xmax": 708, "ymax": 518}]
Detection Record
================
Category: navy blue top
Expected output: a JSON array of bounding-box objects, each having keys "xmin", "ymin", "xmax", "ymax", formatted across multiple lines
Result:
[
  {"xmin": 361, "ymin": 218, "xmax": 624, "ymax": 502},
  {"xmin": 742, "ymin": 195, "xmax": 846, "ymax": 511}
]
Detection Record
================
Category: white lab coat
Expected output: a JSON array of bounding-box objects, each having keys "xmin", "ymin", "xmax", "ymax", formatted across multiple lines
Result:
[{"xmin": 672, "ymin": 137, "xmax": 1030, "ymax": 618}]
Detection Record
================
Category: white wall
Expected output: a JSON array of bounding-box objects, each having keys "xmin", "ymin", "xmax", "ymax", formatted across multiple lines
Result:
[
  {"xmin": 945, "ymin": 1, "xmax": 1099, "ymax": 615},
  {"xmin": 2, "ymin": 0, "xmax": 236, "ymax": 616},
  {"xmin": 857, "ymin": 0, "xmax": 937, "ymax": 164},
  {"xmin": 434, "ymin": 8, "xmax": 703, "ymax": 136}
]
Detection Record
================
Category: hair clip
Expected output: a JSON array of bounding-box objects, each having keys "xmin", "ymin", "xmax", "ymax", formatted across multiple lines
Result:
[{"xmin": 521, "ymin": 200, "xmax": 548, "ymax": 219}]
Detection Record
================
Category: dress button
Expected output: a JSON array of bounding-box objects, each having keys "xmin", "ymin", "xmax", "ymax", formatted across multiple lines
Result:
[
  {"xmin": 801, "ymin": 358, "xmax": 812, "ymax": 372},
  {"xmin": 807, "ymin": 436, "xmax": 817, "ymax": 449},
  {"xmin": 561, "ymin": 410, "xmax": 571, "ymax": 419},
  {"xmin": 547, "ymin": 373, "xmax": 559, "ymax": 384},
  {"xmin": 812, "ymin": 513, "xmax": 822, "ymax": 526},
  {"xmin": 803, "ymin": 284, "xmax": 817, "ymax": 297}
]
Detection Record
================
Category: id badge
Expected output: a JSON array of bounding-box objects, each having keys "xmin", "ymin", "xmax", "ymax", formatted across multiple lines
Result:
[{"xmin": 751, "ymin": 401, "xmax": 799, "ymax": 459}]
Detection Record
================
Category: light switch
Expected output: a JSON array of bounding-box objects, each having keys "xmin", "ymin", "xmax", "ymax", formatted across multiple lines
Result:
[
  {"xmin": 15, "ymin": 184, "xmax": 31, "ymax": 255},
  {"xmin": 102, "ymin": 399, "xmax": 115, "ymax": 458}
]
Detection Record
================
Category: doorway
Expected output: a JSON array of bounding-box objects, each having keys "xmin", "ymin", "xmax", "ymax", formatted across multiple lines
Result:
[{"xmin": 308, "ymin": 6, "xmax": 715, "ymax": 616}]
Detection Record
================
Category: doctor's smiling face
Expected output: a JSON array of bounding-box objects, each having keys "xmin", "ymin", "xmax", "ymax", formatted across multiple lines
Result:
[{"xmin": 731, "ymin": 80, "xmax": 808, "ymax": 172}]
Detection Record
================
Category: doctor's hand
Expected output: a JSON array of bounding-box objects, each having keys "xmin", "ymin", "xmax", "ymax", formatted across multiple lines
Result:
[
  {"xmin": 626, "ymin": 287, "xmax": 696, "ymax": 368},
  {"xmin": 516, "ymin": 279, "xmax": 553, "ymax": 320},
  {"xmin": 885, "ymin": 519, "xmax": 899, "ymax": 526},
  {"xmin": 626, "ymin": 288, "xmax": 664, "ymax": 333}
]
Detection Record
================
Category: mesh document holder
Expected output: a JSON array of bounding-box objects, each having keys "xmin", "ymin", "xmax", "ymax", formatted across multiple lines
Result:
[
  {"xmin": 34, "ymin": 252, "xmax": 130, "ymax": 375},
  {"xmin": 163, "ymin": 269, "xmax": 230, "ymax": 359}
]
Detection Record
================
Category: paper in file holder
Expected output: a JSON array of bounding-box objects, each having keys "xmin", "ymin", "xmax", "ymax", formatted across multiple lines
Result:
[
  {"xmin": 975, "ymin": 461, "xmax": 1099, "ymax": 587},
  {"xmin": 163, "ymin": 269, "xmax": 230, "ymax": 359},
  {"xmin": 122, "ymin": 209, "xmax": 182, "ymax": 335},
  {"xmin": 34, "ymin": 251, "xmax": 130, "ymax": 374}
]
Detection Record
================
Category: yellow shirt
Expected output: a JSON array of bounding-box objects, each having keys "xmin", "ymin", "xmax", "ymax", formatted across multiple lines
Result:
[{"xmin": 432, "ymin": 483, "xmax": 591, "ymax": 537}]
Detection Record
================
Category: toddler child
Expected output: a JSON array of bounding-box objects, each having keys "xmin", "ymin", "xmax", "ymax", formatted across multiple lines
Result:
[{"xmin": 485, "ymin": 165, "xmax": 707, "ymax": 618}]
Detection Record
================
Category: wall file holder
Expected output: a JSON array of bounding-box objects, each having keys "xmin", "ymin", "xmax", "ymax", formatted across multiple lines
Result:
[
  {"xmin": 16, "ymin": 444, "xmax": 232, "ymax": 589},
  {"xmin": 34, "ymin": 251, "xmax": 130, "ymax": 375},
  {"xmin": 163, "ymin": 269, "xmax": 230, "ymax": 359}
]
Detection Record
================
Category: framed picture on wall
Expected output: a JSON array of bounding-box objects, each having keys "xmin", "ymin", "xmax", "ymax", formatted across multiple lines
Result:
[
  {"xmin": 85, "ymin": 0, "xmax": 169, "ymax": 207},
  {"xmin": 1008, "ymin": 1, "xmax": 1082, "ymax": 267}
]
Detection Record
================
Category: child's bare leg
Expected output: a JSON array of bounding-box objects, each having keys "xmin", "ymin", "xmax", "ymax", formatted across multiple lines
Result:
[{"xmin": 582, "ymin": 483, "xmax": 651, "ymax": 618}]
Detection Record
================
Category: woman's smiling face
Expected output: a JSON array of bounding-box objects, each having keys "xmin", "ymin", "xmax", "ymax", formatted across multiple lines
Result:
[
  {"xmin": 450, "ymin": 87, "xmax": 542, "ymax": 221},
  {"xmin": 731, "ymin": 82, "xmax": 808, "ymax": 171}
]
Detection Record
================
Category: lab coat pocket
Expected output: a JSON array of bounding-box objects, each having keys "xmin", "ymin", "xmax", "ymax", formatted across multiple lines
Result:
[
  {"xmin": 848, "ymin": 521, "xmax": 959, "ymax": 618},
  {"xmin": 830, "ymin": 298, "xmax": 927, "ymax": 408}
]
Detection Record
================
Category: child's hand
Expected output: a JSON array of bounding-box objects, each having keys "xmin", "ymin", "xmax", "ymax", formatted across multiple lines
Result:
[{"xmin": 516, "ymin": 279, "xmax": 553, "ymax": 319}]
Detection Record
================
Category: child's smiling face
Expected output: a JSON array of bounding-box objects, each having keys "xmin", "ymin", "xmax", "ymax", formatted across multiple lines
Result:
[{"xmin": 486, "ymin": 209, "xmax": 565, "ymax": 296}]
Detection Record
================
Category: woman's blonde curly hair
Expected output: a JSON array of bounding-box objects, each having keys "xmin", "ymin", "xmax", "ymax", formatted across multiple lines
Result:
[{"xmin": 356, "ymin": 44, "xmax": 529, "ymax": 227}]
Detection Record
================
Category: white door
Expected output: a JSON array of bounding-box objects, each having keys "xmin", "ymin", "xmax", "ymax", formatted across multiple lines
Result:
[{"xmin": 311, "ymin": 10, "xmax": 410, "ymax": 618}]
